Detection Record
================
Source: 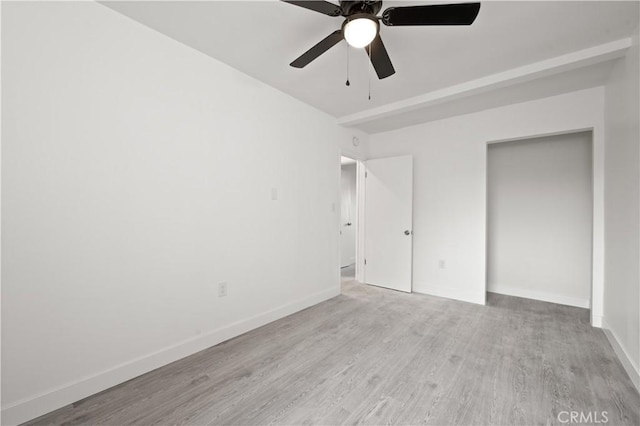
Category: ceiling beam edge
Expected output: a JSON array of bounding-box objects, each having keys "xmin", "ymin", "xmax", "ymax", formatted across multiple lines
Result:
[{"xmin": 337, "ymin": 38, "xmax": 632, "ymax": 128}]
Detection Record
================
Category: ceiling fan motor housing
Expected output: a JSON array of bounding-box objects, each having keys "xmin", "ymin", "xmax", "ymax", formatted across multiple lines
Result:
[{"xmin": 339, "ymin": 0, "xmax": 383, "ymax": 17}]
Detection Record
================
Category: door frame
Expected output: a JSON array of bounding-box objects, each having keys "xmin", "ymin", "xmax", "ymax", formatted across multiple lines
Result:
[
  {"xmin": 339, "ymin": 151, "xmax": 367, "ymax": 285},
  {"xmin": 485, "ymin": 127, "xmax": 604, "ymax": 328}
]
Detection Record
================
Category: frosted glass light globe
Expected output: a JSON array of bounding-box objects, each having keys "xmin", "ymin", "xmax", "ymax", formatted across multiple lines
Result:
[{"xmin": 344, "ymin": 17, "xmax": 378, "ymax": 48}]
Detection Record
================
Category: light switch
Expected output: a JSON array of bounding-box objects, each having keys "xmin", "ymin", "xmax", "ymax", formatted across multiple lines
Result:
[{"xmin": 271, "ymin": 187, "xmax": 278, "ymax": 201}]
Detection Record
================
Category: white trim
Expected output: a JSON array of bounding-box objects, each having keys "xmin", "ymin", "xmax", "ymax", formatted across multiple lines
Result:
[
  {"xmin": 1, "ymin": 288, "xmax": 339, "ymax": 426},
  {"xmin": 0, "ymin": 0, "xmax": 3, "ymax": 423},
  {"xmin": 355, "ymin": 160, "xmax": 366, "ymax": 284},
  {"xmin": 489, "ymin": 285, "xmax": 590, "ymax": 308},
  {"xmin": 487, "ymin": 127, "xmax": 594, "ymax": 145},
  {"xmin": 339, "ymin": 150, "xmax": 366, "ymax": 285},
  {"xmin": 416, "ymin": 285, "xmax": 485, "ymax": 306},
  {"xmin": 0, "ymin": 2, "xmax": 4, "ymax": 424},
  {"xmin": 601, "ymin": 318, "xmax": 640, "ymax": 394},
  {"xmin": 339, "ymin": 147, "xmax": 366, "ymax": 163},
  {"xmin": 590, "ymin": 124, "xmax": 605, "ymax": 327}
]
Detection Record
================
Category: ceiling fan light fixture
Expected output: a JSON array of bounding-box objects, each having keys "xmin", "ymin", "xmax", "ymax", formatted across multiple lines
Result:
[
  {"xmin": 343, "ymin": 16, "xmax": 378, "ymax": 48},
  {"xmin": 284, "ymin": 0, "xmax": 482, "ymax": 79}
]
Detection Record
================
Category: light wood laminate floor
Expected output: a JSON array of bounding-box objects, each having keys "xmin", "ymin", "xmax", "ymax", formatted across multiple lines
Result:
[{"xmin": 26, "ymin": 279, "xmax": 640, "ymax": 425}]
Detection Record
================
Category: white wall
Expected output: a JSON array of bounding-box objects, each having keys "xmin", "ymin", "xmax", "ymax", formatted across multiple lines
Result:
[
  {"xmin": 0, "ymin": 2, "xmax": 367, "ymax": 424},
  {"xmin": 340, "ymin": 164, "xmax": 357, "ymax": 267},
  {"xmin": 368, "ymin": 87, "xmax": 605, "ymax": 307},
  {"xmin": 602, "ymin": 26, "xmax": 640, "ymax": 390},
  {"xmin": 0, "ymin": 2, "xmax": 4, "ymax": 424},
  {"xmin": 487, "ymin": 132, "xmax": 593, "ymax": 308}
]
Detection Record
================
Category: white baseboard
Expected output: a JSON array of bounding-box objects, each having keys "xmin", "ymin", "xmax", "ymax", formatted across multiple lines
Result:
[
  {"xmin": 415, "ymin": 284, "xmax": 486, "ymax": 305},
  {"xmin": 601, "ymin": 318, "xmax": 640, "ymax": 394},
  {"xmin": 340, "ymin": 259, "xmax": 355, "ymax": 268},
  {"xmin": 488, "ymin": 284, "xmax": 590, "ymax": 308},
  {"xmin": 1, "ymin": 287, "xmax": 339, "ymax": 426}
]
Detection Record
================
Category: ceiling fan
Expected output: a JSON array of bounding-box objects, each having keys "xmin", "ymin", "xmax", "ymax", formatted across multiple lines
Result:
[{"xmin": 283, "ymin": 1, "xmax": 481, "ymax": 79}]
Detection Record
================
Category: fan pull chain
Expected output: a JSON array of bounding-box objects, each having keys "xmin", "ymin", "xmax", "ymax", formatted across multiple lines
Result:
[
  {"xmin": 367, "ymin": 45, "xmax": 372, "ymax": 100},
  {"xmin": 345, "ymin": 43, "xmax": 350, "ymax": 86},
  {"xmin": 368, "ymin": 61, "xmax": 372, "ymax": 100}
]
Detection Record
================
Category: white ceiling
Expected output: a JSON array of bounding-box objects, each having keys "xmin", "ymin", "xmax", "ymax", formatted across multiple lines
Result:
[{"xmin": 102, "ymin": 1, "xmax": 639, "ymax": 131}]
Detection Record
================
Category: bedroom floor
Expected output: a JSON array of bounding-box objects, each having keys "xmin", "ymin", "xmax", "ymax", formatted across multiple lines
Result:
[{"xmin": 26, "ymin": 278, "xmax": 639, "ymax": 425}]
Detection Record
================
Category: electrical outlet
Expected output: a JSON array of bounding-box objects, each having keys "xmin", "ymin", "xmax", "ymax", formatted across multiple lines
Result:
[
  {"xmin": 218, "ymin": 281, "xmax": 228, "ymax": 297},
  {"xmin": 438, "ymin": 260, "xmax": 446, "ymax": 269}
]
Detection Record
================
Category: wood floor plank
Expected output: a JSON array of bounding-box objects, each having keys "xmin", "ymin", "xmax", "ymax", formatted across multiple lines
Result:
[{"xmin": 25, "ymin": 280, "xmax": 640, "ymax": 426}]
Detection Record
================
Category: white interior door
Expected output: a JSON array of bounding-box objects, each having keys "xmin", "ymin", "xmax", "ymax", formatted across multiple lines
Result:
[{"xmin": 364, "ymin": 155, "xmax": 413, "ymax": 292}]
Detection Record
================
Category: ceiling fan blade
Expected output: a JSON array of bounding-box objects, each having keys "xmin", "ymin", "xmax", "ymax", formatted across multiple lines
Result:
[
  {"xmin": 382, "ymin": 3, "xmax": 481, "ymax": 26},
  {"xmin": 281, "ymin": 1, "xmax": 342, "ymax": 17},
  {"xmin": 365, "ymin": 34, "xmax": 395, "ymax": 79},
  {"xmin": 290, "ymin": 30, "xmax": 344, "ymax": 68}
]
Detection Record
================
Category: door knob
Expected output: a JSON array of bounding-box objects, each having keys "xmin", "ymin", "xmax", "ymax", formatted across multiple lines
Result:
[{"xmin": 404, "ymin": 230, "xmax": 411, "ymax": 235}]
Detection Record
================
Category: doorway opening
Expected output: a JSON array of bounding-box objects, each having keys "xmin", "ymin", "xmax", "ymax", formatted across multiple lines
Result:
[
  {"xmin": 486, "ymin": 131, "xmax": 593, "ymax": 313},
  {"xmin": 340, "ymin": 156, "xmax": 358, "ymax": 285}
]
